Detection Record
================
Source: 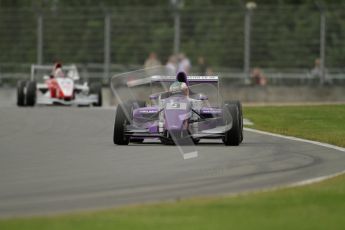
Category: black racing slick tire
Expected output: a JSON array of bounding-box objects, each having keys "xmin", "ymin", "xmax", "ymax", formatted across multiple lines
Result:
[
  {"xmin": 222, "ymin": 104, "xmax": 241, "ymax": 146},
  {"xmin": 17, "ymin": 80, "xmax": 26, "ymax": 106},
  {"xmin": 25, "ymin": 81, "xmax": 36, "ymax": 106},
  {"xmin": 127, "ymin": 100, "xmax": 146, "ymax": 144},
  {"xmin": 224, "ymin": 100, "xmax": 243, "ymax": 143},
  {"xmin": 90, "ymin": 83, "xmax": 102, "ymax": 107},
  {"xmin": 113, "ymin": 104, "xmax": 130, "ymax": 145}
]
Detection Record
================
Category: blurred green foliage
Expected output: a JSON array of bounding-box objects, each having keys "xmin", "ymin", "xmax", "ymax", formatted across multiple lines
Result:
[{"xmin": 0, "ymin": 0, "xmax": 344, "ymax": 69}]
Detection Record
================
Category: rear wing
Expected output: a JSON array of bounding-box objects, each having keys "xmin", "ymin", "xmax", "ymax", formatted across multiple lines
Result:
[
  {"xmin": 127, "ymin": 75, "xmax": 219, "ymax": 87},
  {"xmin": 30, "ymin": 64, "xmax": 80, "ymax": 81}
]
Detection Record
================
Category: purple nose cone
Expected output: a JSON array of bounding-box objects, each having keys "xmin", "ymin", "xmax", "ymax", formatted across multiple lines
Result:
[{"xmin": 176, "ymin": 72, "xmax": 189, "ymax": 86}]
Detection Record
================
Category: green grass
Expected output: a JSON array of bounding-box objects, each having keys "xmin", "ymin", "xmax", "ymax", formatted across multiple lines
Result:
[
  {"xmin": 2, "ymin": 175, "xmax": 345, "ymax": 230},
  {"xmin": 244, "ymin": 105, "xmax": 345, "ymax": 147},
  {"xmin": 1, "ymin": 105, "xmax": 345, "ymax": 229}
]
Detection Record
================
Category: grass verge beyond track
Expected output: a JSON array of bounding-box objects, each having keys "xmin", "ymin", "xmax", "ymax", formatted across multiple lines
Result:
[
  {"xmin": 1, "ymin": 105, "xmax": 345, "ymax": 229},
  {"xmin": 245, "ymin": 104, "xmax": 345, "ymax": 147}
]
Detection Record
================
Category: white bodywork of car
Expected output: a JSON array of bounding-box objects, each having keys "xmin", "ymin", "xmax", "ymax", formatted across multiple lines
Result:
[{"xmin": 31, "ymin": 64, "xmax": 99, "ymax": 106}]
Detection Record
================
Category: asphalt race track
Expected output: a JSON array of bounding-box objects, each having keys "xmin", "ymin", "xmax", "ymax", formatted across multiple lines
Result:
[{"xmin": 0, "ymin": 106, "xmax": 345, "ymax": 217}]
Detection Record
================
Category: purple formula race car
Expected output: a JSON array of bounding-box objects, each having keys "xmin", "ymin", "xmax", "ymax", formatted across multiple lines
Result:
[{"xmin": 112, "ymin": 69, "xmax": 243, "ymax": 146}]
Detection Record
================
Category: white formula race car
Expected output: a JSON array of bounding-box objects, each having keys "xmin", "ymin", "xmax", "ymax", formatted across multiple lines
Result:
[{"xmin": 17, "ymin": 64, "xmax": 102, "ymax": 106}]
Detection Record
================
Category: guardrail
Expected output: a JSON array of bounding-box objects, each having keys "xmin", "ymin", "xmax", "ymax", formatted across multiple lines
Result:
[{"xmin": 1, "ymin": 63, "xmax": 345, "ymax": 87}]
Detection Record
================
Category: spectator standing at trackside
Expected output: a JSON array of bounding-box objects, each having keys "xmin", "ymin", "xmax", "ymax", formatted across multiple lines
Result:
[
  {"xmin": 251, "ymin": 67, "xmax": 267, "ymax": 86},
  {"xmin": 144, "ymin": 52, "xmax": 161, "ymax": 69},
  {"xmin": 197, "ymin": 56, "xmax": 208, "ymax": 75},
  {"xmin": 165, "ymin": 55, "xmax": 177, "ymax": 75},
  {"xmin": 311, "ymin": 58, "xmax": 322, "ymax": 79},
  {"xmin": 310, "ymin": 58, "xmax": 332, "ymax": 84},
  {"xmin": 177, "ymin": 53, "xmax": 191, "ymax": 74}
]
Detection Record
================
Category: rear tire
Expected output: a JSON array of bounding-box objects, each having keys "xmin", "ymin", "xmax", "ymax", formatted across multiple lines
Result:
[
  {"xmin": 113, "ymin": 104, "xmax": 130, "ymax": 145},
  {"xmin": 25, "ymin": 81, "xmax": 36, "ymax": 106},
  {"xmin": 17, "ymin": 80, "xmax": 26, "ymax": 106},
  {"xmin": 222, "ymin": 104, "xmax": 241, "ymax": 146},
  {"xmin": 90, "ymin": 83, "xmax": 102, "ymax": 107},
  {"xmin": 224, "ymin": 100, "xmax": 243, "ymax": 143}
]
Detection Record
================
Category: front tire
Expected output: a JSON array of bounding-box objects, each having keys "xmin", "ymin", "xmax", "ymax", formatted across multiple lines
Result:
[
  {"xmin": 222, "ymin": 104, "xmax": 241, "ymax": 146},
  {"xmin": 127, "ymin": 100, "xmax": 146, "ymax": 144},
  {"xmin": 113, "ymin": 104, "xmax": 130, "ymax": 145},
  {"xmin": 17, "ymin": 80, "xmax": 26, "ymax": 106},
  {"xmin": 25, "ymin": 81, "xmax": 36, "ymax": 106},
  {"xmin": 224, "ymin": 100, "xmax": 243, "ymax": 143}
]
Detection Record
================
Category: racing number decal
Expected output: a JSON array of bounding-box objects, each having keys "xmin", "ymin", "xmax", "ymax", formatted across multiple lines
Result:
[
  {"xmin": 171, "ymin": 103, "xmax": 180, "ymax": 108},
  {"xmin": 166, "ymin": 102, "xmax": 187, "ymax": 110}
]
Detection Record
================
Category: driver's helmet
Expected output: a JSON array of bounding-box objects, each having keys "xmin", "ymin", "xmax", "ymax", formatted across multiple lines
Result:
[
  {"xmin": 52, "ymin": 62, "xmax": 64, "ymax": 78},
  {"xmin": 169, "ymin": 71, "xmax": 188, "ymax": 94},
  {"xmin": 176, "ymin": 71, "xmax": 189, "ymax": 85},
  {"xmin": 54, "ymin": 62, "xmax": 62, "ymax": 70}
]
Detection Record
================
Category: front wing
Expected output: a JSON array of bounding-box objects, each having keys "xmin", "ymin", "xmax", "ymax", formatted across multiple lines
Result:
[
  {"xmin": 36, "ymin": 91, "xmax": 98, "ymax": 106},
  {"xmin": 124, "ymin": 118, "xmax": 232, "ymax": 140}
]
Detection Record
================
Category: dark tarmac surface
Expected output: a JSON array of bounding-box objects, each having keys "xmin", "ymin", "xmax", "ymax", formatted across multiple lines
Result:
[{"xmin": 0, "ymin": 107, "xmax": 344, "ymax": 217}]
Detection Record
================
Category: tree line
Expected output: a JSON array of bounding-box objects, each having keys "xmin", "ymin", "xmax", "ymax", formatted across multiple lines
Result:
[{"xmin": 0, "ymin": 0, "xmax": 344, "ymax": 69}]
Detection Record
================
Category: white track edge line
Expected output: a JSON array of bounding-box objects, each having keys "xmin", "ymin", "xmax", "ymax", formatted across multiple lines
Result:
[
  {"xmin": 288, "ymin": 170, "xmax": 345, "ymax": 187},
  {"xmin": 244, "ymin": 127, "xmax": 345, "ymax": 189},
  {"xmin": 244, "ymin": 127, "xmax": 345, "ymax": 153}
]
